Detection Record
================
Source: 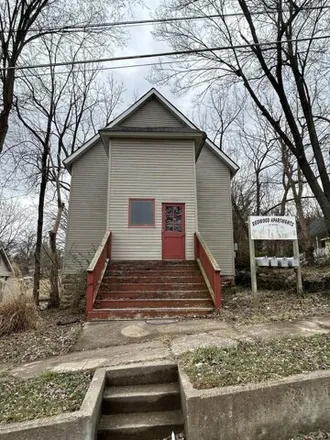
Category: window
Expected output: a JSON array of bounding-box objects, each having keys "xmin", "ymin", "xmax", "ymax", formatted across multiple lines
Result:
[{"xmin": 129, "ymin": 199, "xmax": 155, "ymax": 227}]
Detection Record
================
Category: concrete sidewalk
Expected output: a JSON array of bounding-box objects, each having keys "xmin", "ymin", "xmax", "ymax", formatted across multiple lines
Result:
[{"xmin": 4, "ymin": 314, "xmax": 330, "ymax": 379}]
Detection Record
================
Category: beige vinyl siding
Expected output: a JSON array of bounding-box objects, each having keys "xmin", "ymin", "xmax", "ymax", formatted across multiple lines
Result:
[
  {"xmin": 63, "ymin": 141, "xmax": 108, "ymax": 274},
  {"xmin": 108, "ymin": 139, "xmax": 197, "ymax": 260},
  {"xmin": 119, "ymin": 97, "xmax": 185, "ymax": 128},
  {"xmin": 196, "ymin": 146, "xmax": 235, "ymax": 276}
]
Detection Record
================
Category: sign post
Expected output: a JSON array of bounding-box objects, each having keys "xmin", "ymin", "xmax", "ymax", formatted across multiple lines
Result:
[
  {"xmin": 293, "ymin": 239, "xmax": 303, "ymax": 295},
  {"xmin": 248, "ymin": 216, "xmax": 303, "ymax": 295},
  {"xmin": 248, "ymin": 219, "xmax": 257, "ymax": 295}
]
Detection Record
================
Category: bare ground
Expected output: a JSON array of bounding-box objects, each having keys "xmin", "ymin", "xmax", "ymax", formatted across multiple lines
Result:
[{"xmin": 0, "ymin": 309, "xmax": 84, "ymax": 365}]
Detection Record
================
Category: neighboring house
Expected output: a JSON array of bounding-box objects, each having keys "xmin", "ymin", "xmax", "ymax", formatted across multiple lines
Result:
[
  {"xmin": 0, "ymin": 248, "xmax": 14, "ymax": 279},
  {"xmin": 0, "ymin": 248, "xmax": 14, "ymax": 298},
  {"xmin": 297, "ymin": 218, "xmax": 329, "ymax": 258},
  {"xmin": 63, "ymin": 88, "xmax": 239, "ymax": 319}
]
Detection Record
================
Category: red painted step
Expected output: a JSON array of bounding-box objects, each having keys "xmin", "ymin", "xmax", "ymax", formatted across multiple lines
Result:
[
  {"xmin": 89, "ymin": 307, "xmax": 214, "ymax": 320},
  {"xmin": 95, "ymin": 298, "xmax": 213, "ymax": 309},
  {"xmin": 91, "ymin": 260, "xmax": 214, "ymax": 320},
  {"xmin": 106, "ymin": 269, "xmax": 202, "ymax": 276},
  {"xmin": 104, "ymin": 282, "xmax": 208, "ymax": 292},
  {"xmin": 98, "ymin": 290, "xmax": 211, "ymax": 300},
  {"xmin": 103, "ymin": 275, "xmax": 205, "ymax": 283}
]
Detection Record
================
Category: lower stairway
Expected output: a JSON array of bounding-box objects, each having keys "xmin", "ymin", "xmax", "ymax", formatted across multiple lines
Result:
[
  {"xmin": 91, "ymin": 260, "xmax": 214, "ymax": 320},
  {"xmin": 97, "ymin": 362, "xmax": 184, "ymax": 440}
]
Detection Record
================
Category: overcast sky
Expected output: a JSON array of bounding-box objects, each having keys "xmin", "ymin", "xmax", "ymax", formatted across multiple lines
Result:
[
  {"xmin": 1, "ymin": 1, "xmax": 197, "ymax": 206},
  {"xmin": 110, "ymin": 1, "xmax": 195, "ymax": 121}
]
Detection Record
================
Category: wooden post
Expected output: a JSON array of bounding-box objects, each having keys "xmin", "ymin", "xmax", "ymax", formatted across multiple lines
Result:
[
  {"xmin": 107, "ymin": 232, "xmax": 112, "ymax": 259},
  {"xmin": 293, "ymin": 239, "xmax": 303, "ymax": 295},
  {"xmin": 214, "ymin": 270, "xmax": 221, "ymax": 308},
  {"xmin": 194, "ymin": 233, "xmax": 199, "ymax": 259},
  {"xmin": 248, "ymin": 219, "xmax": 257, "ymax": 295}
]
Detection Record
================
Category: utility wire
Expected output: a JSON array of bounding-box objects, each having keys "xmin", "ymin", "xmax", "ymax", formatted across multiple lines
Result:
[
  {"xmin": 16, "ymin": 59, "xmax": 192, "ymax": 78},
  {"xmin": 1, "ymin": 6, "xmax": 330, "ymax": 34},
  {"xmin": 3, "ymin": 33, "xmax": 330, "ymax": 73}
]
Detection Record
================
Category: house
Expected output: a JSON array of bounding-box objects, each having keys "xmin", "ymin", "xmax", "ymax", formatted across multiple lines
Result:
[
  {"xmin": 63, "ymin": 88, "xmax": 239, "ymax": 319},
  {"xmin": 0, "ymin": 248, "xmax": 14, "ymax": 298},
  {"xmin": 0, "ymin": 248, "xmax": 13, "ymax": 279}
]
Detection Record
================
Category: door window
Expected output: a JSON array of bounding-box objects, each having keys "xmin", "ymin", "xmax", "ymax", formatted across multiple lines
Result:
[{"xmin": 164, "ymin": 205, "xmax": 183, "ymax": 232}]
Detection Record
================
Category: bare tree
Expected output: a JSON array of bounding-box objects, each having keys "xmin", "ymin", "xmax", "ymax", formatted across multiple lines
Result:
[
  {"xmin": 0, "ymin": 193, "xmax": 32, "ymax": 254},
  {"xmin": 237, "ymin": 110, "xmax": 281, "ymax": 215},
  {"xmin": 153, "ymin": 0, "xmax": 330, "ymax": 229},
  {"xmin": 13, "ymin": 33, "xmax": 124, "ymax": 306},
  {"xmin": 195, "ymin": 85, "xmax": 243, "ymax": 151},
  {"xmin": 0, "ymin": 0, "xmax": 132, "ymax": 155},
  {"xmin": 280, "ymin": 140, "xmax": 314, "ymax": 259},
  {"xmin": 0, "ymin": 0, "xmax": 51, "ymax": 154}
]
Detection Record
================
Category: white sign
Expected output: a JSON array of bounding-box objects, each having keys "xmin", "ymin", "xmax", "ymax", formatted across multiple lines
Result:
[{"xmin": 249, "ymin": 216, "xmax": 297, "ymax": 240}]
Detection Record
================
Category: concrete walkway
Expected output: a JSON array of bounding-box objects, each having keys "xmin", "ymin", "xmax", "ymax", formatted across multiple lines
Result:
[{"xmin": 4, "ymin": 314, "xmax": 330, "ymax": 379}]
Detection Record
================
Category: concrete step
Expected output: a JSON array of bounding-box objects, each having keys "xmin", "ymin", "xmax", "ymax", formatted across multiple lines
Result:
[
  {"xmin": 95, "ymin": 298, "xmax": 213, "ymax": 309},
  {"xmin": 98, "ymin": 290, "xmax": 211, "ymax": 300},
  {"xmin": 106, "ymin": 362, "xmax": 178, "ymax": 387},
  {"xmin": 89, "ymin": 306, "xmax": 214, "ymax": 320},
  {"xmin": 97, "ymin": 410, "xmax": 184, "ymax": 440},
  {"xmin": 102, "ymin": 383, "xmax": 181, "ymax": 414}
]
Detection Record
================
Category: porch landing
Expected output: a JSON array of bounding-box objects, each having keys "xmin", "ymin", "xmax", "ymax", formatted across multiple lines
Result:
[{"xmin": 89, "ymin": 261, "xmax": 214, "ymax": 320}]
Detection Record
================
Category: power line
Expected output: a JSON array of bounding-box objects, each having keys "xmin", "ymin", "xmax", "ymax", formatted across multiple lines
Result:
[
  {"xmin": 16, "ymin": 59, "xmax": 192, "ymax": 78},
  {"xmin": 1, "ymin": 6, "xmax": 330, "ymax": 34},
  {"xmin": 4, "ymin": 33, "xmax": 330, "ymax": 73}
]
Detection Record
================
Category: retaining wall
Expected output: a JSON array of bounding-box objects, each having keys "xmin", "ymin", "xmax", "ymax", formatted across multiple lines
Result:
[
  {"xmin": 180, "ymin": 368, "xmax": 330, "ymax": 440},
  {"xmin": 0, "ymin": 368, "xmax": 106, "ymax": 440}
]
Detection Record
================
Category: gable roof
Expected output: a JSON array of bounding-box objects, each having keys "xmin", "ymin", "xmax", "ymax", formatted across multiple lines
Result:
[
  {"xmin": 63, "ymin": 88, "xmax": 239, "ymax": 175},
  {"xmin": 0, "ymin": 248, "xmax": 14, "ymax": 277}
]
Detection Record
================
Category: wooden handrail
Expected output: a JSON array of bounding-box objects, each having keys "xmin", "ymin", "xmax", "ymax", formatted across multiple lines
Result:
[
  {"xmin": 195, "ymin": 232, "xmax": 220, "ymax": 271},
  {"xmin": 194, "ymin": 232, "xmax": 221, "ymax": 308},
  {"xmin": 86, "ymin": 231, "xmax": 112, "ymax": 317},
  {"xmin": 87, "ymin": 231, "xmax": 112, "ymax": 272}
]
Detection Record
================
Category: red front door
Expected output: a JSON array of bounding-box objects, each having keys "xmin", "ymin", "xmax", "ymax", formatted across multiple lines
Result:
[{"xmin": 162, "ymin": 203, "xmax": 185, "ymax": 260}]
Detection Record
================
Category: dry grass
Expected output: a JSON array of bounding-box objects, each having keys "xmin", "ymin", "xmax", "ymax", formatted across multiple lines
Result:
[
  {"xmin": 182, "ymin": 333, "xmax": 330, "ymax": 389},
  {"xmin": 0, "ymin": 291, "xmax": 40, "ymax": 337},
  {"xmin": 0, "ymin": 277, "xmax": 84, "ymax": 365},
  {"xmin": 0, "ymin": 371, "xmax": 92, "ymax": 424},
  {"xmin": 216, "ymin": 287, "xmax": 330, "ymax": 325}
]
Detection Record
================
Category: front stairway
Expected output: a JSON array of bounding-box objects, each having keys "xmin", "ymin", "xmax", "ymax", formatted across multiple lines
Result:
[
  {"xmin": 90, "ymin": 260, "xmax": 214, "ymax": 320},
  {"xmin": 97, "ymin": 362, "xmax": 184, "ymax": 440}
]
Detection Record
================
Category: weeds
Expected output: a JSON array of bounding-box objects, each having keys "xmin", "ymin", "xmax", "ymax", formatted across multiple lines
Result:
[
  {"xmin": 0, "ymin": 292, "xmax": 40, "ymax": 337},
  {"xmin": 182, "ymin": 333, "xmax": 330, "ymax": 389}
]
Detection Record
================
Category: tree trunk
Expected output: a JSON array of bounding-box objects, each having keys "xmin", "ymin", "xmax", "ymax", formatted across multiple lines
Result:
[
  {"xmin": 33, "ymin": 147, "xmax": 49, "ymax": 305},
  {"xmin": 292, "ymin": 167, "xmax": 314, "ymax": 264},
  {"xmin": 48, "ymin": 230, "xmax": 60, "ymax": 308},
  {"xmin": 0, "ymin": 66, "xmax": 15, "ymax": 154},
  {"xmin": 297, "ymin": 155, "xmax": 330, "ymax": 234},
  {"xmin": 232, "ymin": 197, "xmax": 248, "ymax": 237},
  {"xmin": 256, "ymin": 170, "xmax": 261, "ymax": 216},
  {"xmin": 0, "ymin": 113, "xmax": 9, "ymax": 155},
  {"xmin": 48, "ymin": 202, "xmax": 64, "ymax": 308}
]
